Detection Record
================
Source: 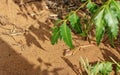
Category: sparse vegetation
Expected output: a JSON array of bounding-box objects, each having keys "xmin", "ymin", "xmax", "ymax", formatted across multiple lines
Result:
[
  {"xmin": 80, "ymin": 57, "xmax": 120, "ymax": 75},
  {"xmin": 51, "ymin": 0, "xmax": 120, "ymax": 48},
  {"xmin": 51, "ymin": 0, "xmax": 120, "ymax": 74}
]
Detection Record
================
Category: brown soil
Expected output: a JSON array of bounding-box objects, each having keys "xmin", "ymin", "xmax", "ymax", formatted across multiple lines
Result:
[{"xmin": 0, "ymin": 0, "xmax": 120, "ymax": 75}]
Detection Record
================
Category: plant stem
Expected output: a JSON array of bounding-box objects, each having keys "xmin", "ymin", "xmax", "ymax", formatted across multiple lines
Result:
[{"xmin": 75, "ymin": 1, "xmax": 88, "ymax": 12}]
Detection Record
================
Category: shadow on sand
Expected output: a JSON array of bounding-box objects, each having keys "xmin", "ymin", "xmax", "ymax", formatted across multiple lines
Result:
[{"xmin": 0, "ymin": 38, "xmax": 63, "ymax": 75}]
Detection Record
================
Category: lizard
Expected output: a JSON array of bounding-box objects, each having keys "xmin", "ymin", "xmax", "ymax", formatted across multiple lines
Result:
[{"xmin": 63, "ymin": 43, "xmax": 96, "ymax": 56}]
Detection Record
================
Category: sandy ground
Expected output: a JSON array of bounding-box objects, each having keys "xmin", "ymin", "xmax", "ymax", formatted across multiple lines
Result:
[{"xmin": 0, "ymin": 0, "xmax": 120, "ymax": 75}]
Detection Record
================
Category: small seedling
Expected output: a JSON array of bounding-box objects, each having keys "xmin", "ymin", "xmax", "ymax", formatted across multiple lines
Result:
[{"xmin": 80, "ymin": 57, "xmax": 120, "ymax": 75}]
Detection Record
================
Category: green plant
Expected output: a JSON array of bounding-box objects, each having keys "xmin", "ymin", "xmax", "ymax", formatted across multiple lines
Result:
[
  {"xmin": 51, "ymin": 0, "xmax": 120, "ymax": 48},
  {"xmin": 79, "ymin": 57, "xmax": 120, "ymax": 75},
  {"xmin": 93, "ymin": 0, "xmax": 120, "ymax": 46}
]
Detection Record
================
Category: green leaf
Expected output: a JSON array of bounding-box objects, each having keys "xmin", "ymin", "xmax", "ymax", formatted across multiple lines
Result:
[
  {"xmin": 93, "ymin": 0, "xmax": 120, "ymax": 45},
  {"xmin": 51, "ymin": 27, "xmax": 60, "ymax": 45},
  {"xmin": 116, "ymin": 63, "xmax": 120, "ymax": 73},
  {"xmin": 80, "ymin": 58, "xmax": 113, "ymax": 75},
  {"xmin": 94, "ymin": 9, "xmax": 105, "ymax": 45},
  {"xmin": 111, "ymin": 1, "xmax": 120, "ymax": 20},
  {"xmin": 68, "ymin": 12, "xmax": 82, "ymax": 34},
  {"xmin": 99, "ymin": 62, "xmax": 113, "ymax": 75},
  {"xmin": 104, "ymin": 7, "xmax": 119, "ymax": 39},
  {"xmin": 91, "ymin": 62, "xmax": 112, "ymax": 75},
  {"xmin": 60, "ymin": 22, "xmax": 73, "ymax": 48},
  {"xmin": 91, "ymin": 62, "xmax": 102, "ymax": 75},
  {"xmin": 87, "ymin": 1, "xmax": 98, "ymax": 13},
  {"xmin": 107, "ymin": 28, "xmax": 114, "ymax": 47}
]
